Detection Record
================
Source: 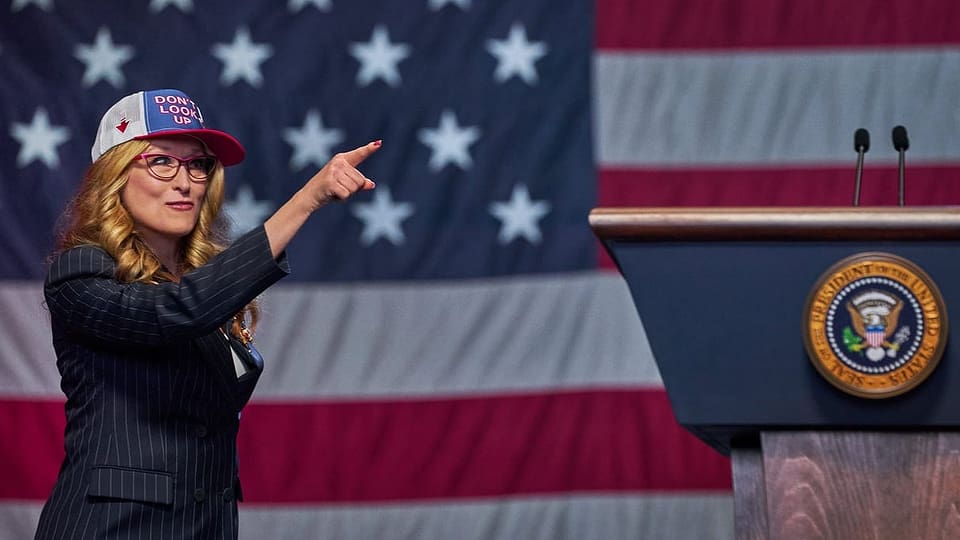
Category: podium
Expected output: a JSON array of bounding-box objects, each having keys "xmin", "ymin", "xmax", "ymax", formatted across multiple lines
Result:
[{"xmin": 590, "ymin": 207, "xmax": 960, "ymax": 540}]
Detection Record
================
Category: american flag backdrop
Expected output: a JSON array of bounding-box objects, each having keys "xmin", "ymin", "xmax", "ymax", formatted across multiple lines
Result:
[{"xmin": 3, "ymin": 0, "xmax": 960, "ymax": 538}]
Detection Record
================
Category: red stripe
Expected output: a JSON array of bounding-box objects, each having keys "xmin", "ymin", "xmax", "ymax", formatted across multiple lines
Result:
[
  {"xmin": 0, "ymin": 400, "xmax": 65, "ymax": 500},
  {"xmin": 0, "ymin": 391, "xmax": 732, "ymax": 502},
  {"xmin": 598, "ymin": 165, "xmax": 960, "ymax": 207},
  {"xmin": 594, "ymin": 165, "xmax": 960, "ymax": 269},
  {"xmin": 596, "ymin": 0, "xmax": 960, "ymax": 50},
  {"xmin": 238, "ymin": 389, "xmax": 730, "ymax": 503}
]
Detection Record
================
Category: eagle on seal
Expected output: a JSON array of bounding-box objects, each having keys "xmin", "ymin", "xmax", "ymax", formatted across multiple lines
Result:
[{"xmin": 846, "ymin": 291, "xmax": 904, "ymax": 361}]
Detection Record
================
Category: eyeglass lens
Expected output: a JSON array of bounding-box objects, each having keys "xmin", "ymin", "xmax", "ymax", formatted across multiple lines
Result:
[{"xmin": 144, "ymin": 154, "xmax": 217, "ymax": 180}]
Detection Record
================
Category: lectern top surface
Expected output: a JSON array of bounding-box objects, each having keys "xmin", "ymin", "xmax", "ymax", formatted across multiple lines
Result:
[{"xmin": 589, "ymin": 206, "xmax": 960, "ymax": 241}]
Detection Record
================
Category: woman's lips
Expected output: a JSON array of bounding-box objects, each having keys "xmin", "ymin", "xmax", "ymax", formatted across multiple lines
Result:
[{"xmin": 166, "ymin": 201, "xmax": 194, "ymax": 211}]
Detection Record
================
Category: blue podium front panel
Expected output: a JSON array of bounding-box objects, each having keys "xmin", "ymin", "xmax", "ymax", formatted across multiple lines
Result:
[{"xmin": 607, "ymin": 240, "xmax": 960, "ymax": 453}]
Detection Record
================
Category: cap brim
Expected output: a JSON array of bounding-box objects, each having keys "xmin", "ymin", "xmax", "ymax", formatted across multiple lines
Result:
[{"xmin": 136, "ymin": 128, "xmax": 246, "ymax": 166}]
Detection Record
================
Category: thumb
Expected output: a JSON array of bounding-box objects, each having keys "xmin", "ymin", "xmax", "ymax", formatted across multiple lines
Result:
[{"xmin": 342, "ymin": 140, "xmax": 382, "ymax": 167}]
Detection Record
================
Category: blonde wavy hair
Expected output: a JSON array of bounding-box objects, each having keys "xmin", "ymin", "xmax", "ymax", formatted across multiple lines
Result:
[{"xmin": 56, "ymin": 138, "xmax": 259, "ymax": 333}]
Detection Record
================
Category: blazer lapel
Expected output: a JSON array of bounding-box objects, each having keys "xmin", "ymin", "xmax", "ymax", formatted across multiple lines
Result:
[{"xmin": 193, "ymin": 331, "xmax": 245, "ymax": 410}]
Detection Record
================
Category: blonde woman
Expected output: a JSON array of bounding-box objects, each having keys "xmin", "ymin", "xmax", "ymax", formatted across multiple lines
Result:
[{"xmin": 35, "ymin": 89, "xmax": 378, "ymax": 540}]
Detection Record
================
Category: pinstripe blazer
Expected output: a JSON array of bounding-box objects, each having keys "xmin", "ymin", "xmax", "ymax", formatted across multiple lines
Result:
[{"xmin": 34, "ymin": 226, "xmax": 289, "ymax": 540}]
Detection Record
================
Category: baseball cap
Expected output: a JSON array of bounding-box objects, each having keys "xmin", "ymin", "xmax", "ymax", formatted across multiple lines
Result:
[{"xmin": 90, "ymin": 89, "xmax": 245, "ymax": 166}]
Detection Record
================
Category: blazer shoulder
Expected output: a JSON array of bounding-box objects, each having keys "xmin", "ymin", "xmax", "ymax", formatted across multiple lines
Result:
[{"xmin": 46, "ymin": 244, "xmax": 117, "ymax": 284}]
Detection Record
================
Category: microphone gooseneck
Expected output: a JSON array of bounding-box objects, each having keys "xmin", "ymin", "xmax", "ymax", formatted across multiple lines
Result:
[
  {"xmin": 853, "ymin": 128, "xmax": 870, "ymax": 206},
  {"xmin": 892, "ymin": 126, "xmax": 909, "ymax": 206}
]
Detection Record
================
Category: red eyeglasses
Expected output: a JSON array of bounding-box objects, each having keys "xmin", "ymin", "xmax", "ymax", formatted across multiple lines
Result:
[{"xmin": 134, "ymin": 153, "xmax": 218, "ymax": 182}]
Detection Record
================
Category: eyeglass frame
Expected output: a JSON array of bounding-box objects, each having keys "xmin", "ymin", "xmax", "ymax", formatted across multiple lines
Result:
[{"xmin": 133, "ymin": 153, "xmax": 219, "ymax": 182}]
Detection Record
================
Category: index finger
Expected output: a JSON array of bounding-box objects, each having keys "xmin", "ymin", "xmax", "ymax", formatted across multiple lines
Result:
[{"xmin": 341, "ymin": 140, "xmax": 382, "ymax": 167}]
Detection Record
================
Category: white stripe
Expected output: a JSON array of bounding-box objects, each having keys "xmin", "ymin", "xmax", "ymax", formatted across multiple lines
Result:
[
  {"xmin": 255, "ymin": 271, "xmax": 660, "ymax": 398},
  {"xmin": 0, "ymin": 496, "xmax": 734, "ymax": 540},
  {"xmin": 0, "ymin": 272, "xmax": 662, "ymax": 399},
  {"xmin": 0, "ymin": 503, "xmax": 43, "ymax": 540},
  {"xmin": 595, "ymin": 48, "xmax": 960, "ymax": 167},
  {"xmin": 239, "ymin": 495, "xmax": 734, "ymax": 540},
  {"xmin": 0, "ymin": 282, "xmax": 58, "ymax": 397}
]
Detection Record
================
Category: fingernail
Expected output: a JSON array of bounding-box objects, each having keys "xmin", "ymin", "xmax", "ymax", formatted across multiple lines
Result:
[{"xmin": 373, "ymin": 140, "xmax": 382, "ymax": 147}]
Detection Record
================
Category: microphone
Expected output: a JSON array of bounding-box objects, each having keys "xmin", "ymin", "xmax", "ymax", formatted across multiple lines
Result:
[
  {"xmin": 853, "ymin": 128, "xmax": 869, "ymax": 206},
  {"xmin": 892, "ymin": 125, "xmax": 909, "ymax": 206}
]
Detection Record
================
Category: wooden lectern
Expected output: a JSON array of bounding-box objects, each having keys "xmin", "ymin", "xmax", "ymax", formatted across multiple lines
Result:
[{"xmin": 590, "ymin": 207, "xmax": 960, "ymax": 540}]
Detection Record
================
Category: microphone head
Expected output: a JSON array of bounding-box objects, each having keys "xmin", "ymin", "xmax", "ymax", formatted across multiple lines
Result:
[
  {"xmin": 854, "ymin": 128, "xmax": 870, "ymax": 152},
  {"xmin": 892, "ymin": 125, "xmax": 909, "ymax": 151}
]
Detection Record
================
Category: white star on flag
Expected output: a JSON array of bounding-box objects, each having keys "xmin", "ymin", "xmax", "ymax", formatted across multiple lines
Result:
[
  {"xmin": 349, "ymin": 25, "xmax": 411, "ymax": 87},
  {"xmin": 10, "ymin": 0, "xmax": 53, "ymax": 12},
  {"xmin": 211, "ymin": 27, "xmax": 273, "ymax": 87},
  {"xmin": 427, "ymin": 0, "xmax": 470, "ymax": 10},
  {"xmin": 417, "ymin": 110, "xmax": 481, "ymax": 172},
  {"xmin": 351, "ymin": 186, "xmax": 415, "ymax": 246},
  {"xmin": 74, "ymin": 27, "xmax": 134, "ymax": 88},
  {"xmin": 149, "ymin": 0, "xmax": 193, "ymax": 12},
  {"xmin": 10, "ymin": 108, "xmax": 70, "ymax": 169},
  {"xmin": 485, "ymin": 23, "xmax": 548, "ymax": 85},
  {"xmin": 489, "ymin": 184, "xmax": 551, "ymax": 244},
  {"xmin": 289, "ymin": 0, "xmax": 331, "ymax": 12},
  {"xmin": 223, "ymin": 185, "xmax": 273, "ymax": 238},
  {"xmin": 283, "ymin": 110, "xmax": 344, "ymax": 171}
]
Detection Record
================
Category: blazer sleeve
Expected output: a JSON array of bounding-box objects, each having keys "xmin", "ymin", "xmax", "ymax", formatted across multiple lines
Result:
[{"xmin": 44, "ymin": 225, "xmax": 290, "ymax": 347}]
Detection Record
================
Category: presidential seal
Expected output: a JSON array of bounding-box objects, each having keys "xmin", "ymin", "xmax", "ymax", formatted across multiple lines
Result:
[{"xmin": 803, "ymin": 252, "xmax": 948, "ymax": 398}]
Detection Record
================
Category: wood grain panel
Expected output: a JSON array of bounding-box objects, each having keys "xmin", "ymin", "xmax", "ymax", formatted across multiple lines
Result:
[
  {"xmin": 762, "ymin": 431, "xmax": 960, "ymax": 540},
  {"xmin": 732, "ymin": 446, "xmax": 769, "ymax": 540}
]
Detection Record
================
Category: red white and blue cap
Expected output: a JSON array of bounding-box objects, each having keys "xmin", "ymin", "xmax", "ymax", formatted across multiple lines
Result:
[{"xmin": 91, "ymin": 89, "xmax": 246, "ymax": 166}]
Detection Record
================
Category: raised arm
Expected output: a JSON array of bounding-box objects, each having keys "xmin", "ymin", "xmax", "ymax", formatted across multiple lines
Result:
[
  {"xmin": 263, "ymin": 140, "xmax": 380, "ymax": 258},
  {"xmin": 45, "ymin": 226, "xmax": 289, "ymax": 348}
]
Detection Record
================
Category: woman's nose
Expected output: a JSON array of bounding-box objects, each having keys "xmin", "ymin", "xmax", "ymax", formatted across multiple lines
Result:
[{"xmin": 171, "ymin": 166, "xmax": 191, "ymax": 192}]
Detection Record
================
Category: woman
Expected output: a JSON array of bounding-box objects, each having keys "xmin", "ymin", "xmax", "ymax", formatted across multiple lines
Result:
[{"xmin": 34, "ymin": 89, "xmax": 379, "ymax": 540}]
